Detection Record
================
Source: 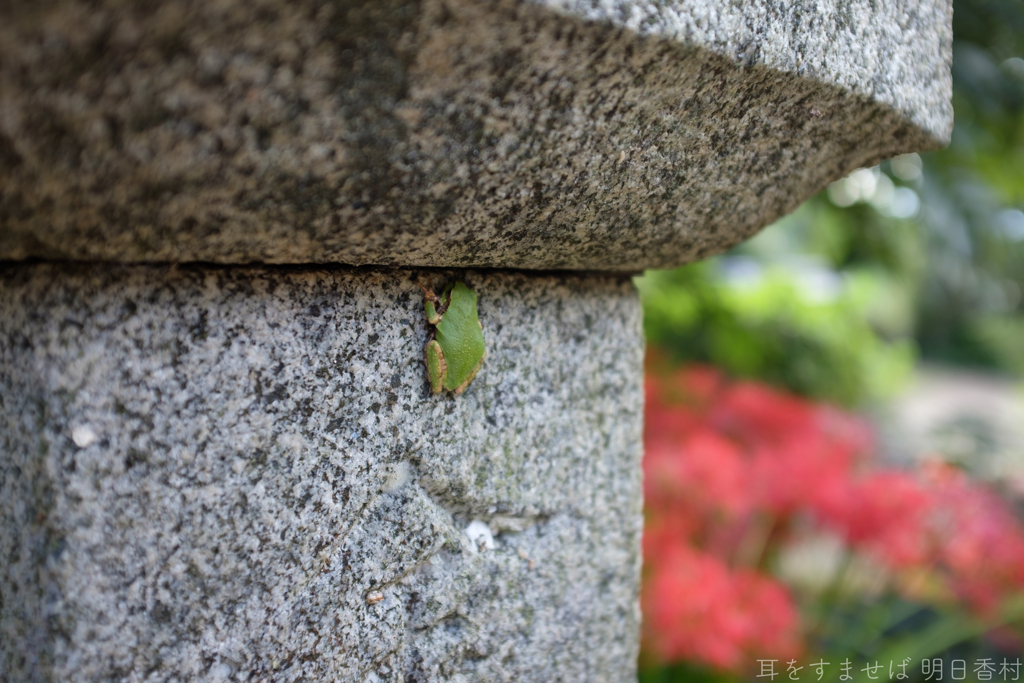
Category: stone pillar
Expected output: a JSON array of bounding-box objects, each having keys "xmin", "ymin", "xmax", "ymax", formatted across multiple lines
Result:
[
  {"xmin": 0, "ymin": 1, "xmax": 951, "ymax": 681},
  {"xmin": 1, "ymin": 266, "xmax": 642, "ymax": 680}
]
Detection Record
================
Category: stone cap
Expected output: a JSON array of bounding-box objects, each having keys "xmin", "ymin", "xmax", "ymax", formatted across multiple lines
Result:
[{"xmin": 0, "ymin": 0, "xmax": 952, "ymax": 271}]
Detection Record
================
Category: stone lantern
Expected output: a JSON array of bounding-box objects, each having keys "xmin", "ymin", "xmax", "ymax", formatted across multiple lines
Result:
[{"xmin": 0, "ymin": 0, "xmax": 951, "ymax": 679}]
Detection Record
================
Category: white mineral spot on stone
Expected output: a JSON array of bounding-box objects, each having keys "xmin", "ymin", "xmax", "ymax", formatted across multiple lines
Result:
[
  {"xmin": 490, "ymin": 515, "xmax": 537, "ymax": 533},
  {"xmin": 209, "ymin": 662, "xmax": 232, "ymax": 680},
  {"xmin": 465, "ymin": 520, "xmax": 495, "ymax": 551},
  {"xmin": 71, "ymin": 425, "xmax": 98, "ymax": 448},
  {"xmin": 383, "ymin": 461, "xmax": 411, "ymax": 493}
]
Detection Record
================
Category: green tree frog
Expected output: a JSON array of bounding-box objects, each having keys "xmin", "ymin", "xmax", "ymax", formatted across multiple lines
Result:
[{"xmin": 421, "ymin": 281, "xmax": 486, "ymax": 394}]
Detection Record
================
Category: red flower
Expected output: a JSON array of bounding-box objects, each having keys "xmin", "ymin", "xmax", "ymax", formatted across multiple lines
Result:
[
  {"xmin": 826, "ymin": 472, "xmax": 935, "ymax": 567},
  {"xmin": 645, "ymin": 429, "xmax": 751, "ymax": 519},
  {"xmin": 643, "ymin": 544, "xmax": 801, "ymax": 670},
  {"xmin": 642, "ymin": 361, "xmax": 1024, "ymax": 672},
  {"xmin": 924, "ymin": 462, "xmax": 1024, "ymax": 611}
]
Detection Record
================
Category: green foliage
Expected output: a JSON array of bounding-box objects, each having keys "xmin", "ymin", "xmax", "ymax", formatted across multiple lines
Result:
[
  {"xmin": 639, "ymin": 661, "xmax": 740, "ymax": 683},
  {"xmin": 910, "ymin": 0, "xmax": 1024, "ymax": 368},
  {"xmin": 970, "ymin": 314, "xmax": 1024, "ymax": 375},
  {"xmin": 639, "ymin": 0, "xmax": 1024, "ymax": 394},
  {"xmin": 637, "ymin": 258, "xmax": 916, "ymax": 408}
]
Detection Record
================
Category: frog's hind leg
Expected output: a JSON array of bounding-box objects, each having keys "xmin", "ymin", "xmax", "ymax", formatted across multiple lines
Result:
[
  {"xmin": 425, "ymin": 340, "xmax": 447, "ymax": 394},
  {"xmin": 453, "ymin": 352, "xmax": 485, "ymax": 395}
]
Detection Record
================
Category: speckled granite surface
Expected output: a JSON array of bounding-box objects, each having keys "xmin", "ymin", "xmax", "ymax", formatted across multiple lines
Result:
[
  {"xmin": 0, "ymin": 0, "xmax": 951, "ymax": 271},
  {"xmin": 0, "ymin": 264, "xmax": 643, "ymax": 682}
]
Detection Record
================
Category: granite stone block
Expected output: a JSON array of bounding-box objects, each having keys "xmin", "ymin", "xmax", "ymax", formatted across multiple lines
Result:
[
  {"xmin": 0, "ymin": 264, "xmax": 643, "ymax": 681},
  {"xmin": 0, "ymin": 0, "xmax": 951, "ymax": 271}
]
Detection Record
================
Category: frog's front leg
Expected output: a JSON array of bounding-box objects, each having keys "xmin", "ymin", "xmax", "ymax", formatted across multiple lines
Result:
[
  {"xmin": 424, "ymin": 298, "xmax": 442, "ymax": 325},
  {"xmin": 418, "ymin": 283, "xmax": 444, "ymax": 324},
  {"xmin": 424, "ymin": 340, "xmax": 447, "ymax": 394}
]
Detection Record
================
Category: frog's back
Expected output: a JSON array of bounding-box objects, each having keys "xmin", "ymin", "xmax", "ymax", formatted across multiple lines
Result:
[{"xmin": 435, "ymin": 283, "xmax": 486, "ymax": 390}]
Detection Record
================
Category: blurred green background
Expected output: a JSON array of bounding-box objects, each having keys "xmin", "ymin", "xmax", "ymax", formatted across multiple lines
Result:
[
  {"xmin": 639, "ymin": 0, "xmax": 1024, "ymax": 409},
  {"xmin": 637, "ymin": 0, "xmax": 1024, "ymax": 680}
]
